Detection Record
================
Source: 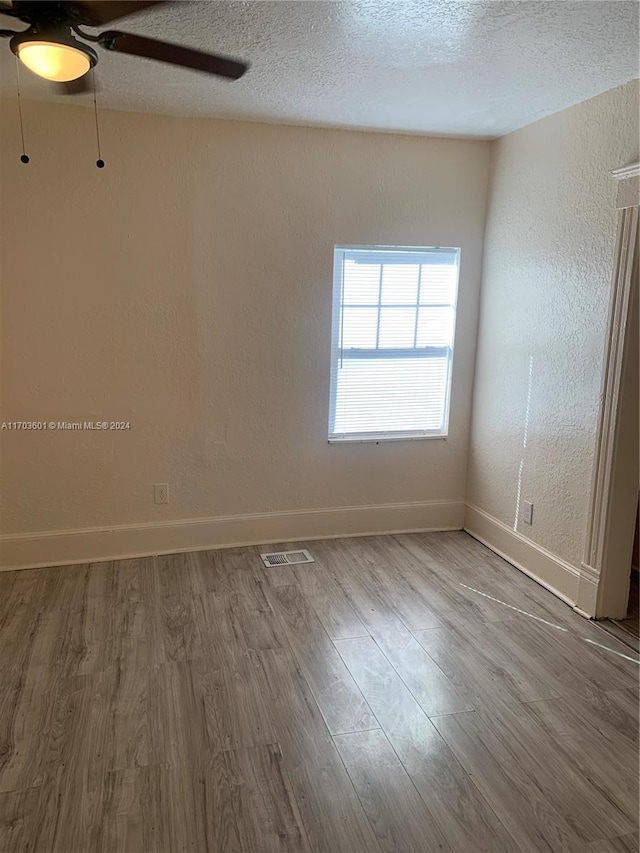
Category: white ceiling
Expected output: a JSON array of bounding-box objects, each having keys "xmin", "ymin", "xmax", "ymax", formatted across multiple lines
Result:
[{"xmin": 1, "ymin": 0, "xmax": 638, "ymax": 137}]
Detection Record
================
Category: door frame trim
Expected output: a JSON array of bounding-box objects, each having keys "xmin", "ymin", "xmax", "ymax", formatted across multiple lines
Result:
[{"xmin": 578, "ymin": 163, "xmax": 639, "ymax": 617}]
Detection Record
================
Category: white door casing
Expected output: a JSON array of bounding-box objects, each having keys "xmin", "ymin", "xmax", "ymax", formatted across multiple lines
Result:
[{"xmin": 577, "ymin": 163, "xmax": 639, "ymax": 618}]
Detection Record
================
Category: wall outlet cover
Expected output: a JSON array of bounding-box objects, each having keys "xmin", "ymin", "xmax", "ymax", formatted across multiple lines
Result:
[{"xmin": 154, "ymin": 483, "xmax": 169, "ymax": 505}]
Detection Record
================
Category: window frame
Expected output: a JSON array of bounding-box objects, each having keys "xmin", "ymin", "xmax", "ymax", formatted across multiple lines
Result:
[{"xmin": 328, "ymin": 244, "xmax": 461, "ymax": 444}]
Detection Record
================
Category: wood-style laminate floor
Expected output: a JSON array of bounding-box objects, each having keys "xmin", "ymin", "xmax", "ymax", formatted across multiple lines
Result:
[{"xmin": 1, "ymin": 531, "xmax": 638, "ymax": 853}]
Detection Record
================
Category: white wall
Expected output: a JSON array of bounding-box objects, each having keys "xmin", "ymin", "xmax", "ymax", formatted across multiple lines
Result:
[
  {"xmin": 466, "ymin": 80, "xmax": 639, "ymax": 602},
  {"xmin": 0, "ymin": 101, "xmax": 490, "ymax": 567}
]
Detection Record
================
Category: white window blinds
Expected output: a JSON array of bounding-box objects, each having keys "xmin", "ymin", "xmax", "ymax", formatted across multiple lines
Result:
[{"xmin": 329, "ymin": 246, "xmax": 460, "ymax": 442}]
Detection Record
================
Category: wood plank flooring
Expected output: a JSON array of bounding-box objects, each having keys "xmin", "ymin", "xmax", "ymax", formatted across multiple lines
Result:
[{"xmin": 0, "ymin": 531, "xmax": 638, "ymax": 853}]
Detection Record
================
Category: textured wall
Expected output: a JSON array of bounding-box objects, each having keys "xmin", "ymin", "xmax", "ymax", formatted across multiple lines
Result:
[
  {"xmin": 468, "ymin": 80, "xmax": 639, "ymax": 569},
  {"xmin": 0, "ymin": 101, "xmax": 489, "ymax": 536}
]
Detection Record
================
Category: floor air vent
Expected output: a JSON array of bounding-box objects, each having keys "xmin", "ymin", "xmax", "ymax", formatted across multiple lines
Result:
[{"xmin": 260, "ymin": 549, "xmax": 314, "ymax": 568}]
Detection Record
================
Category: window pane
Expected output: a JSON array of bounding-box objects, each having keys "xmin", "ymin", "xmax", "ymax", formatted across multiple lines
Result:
[
  {"xmin": 378, "ymin": 307, "xmax": 416, "ymax": 348},
  {"xmin": 416, "ymin": 306, "xmax": 455, "ymax": 347},
  {"xmin": 342, "ymin": 259, "xmax": 380, "ymax": 305},
  {"xmin": 420, "ymin": 262, "xmax": 457, "ymax": 304},
  {"xmin": 341, "ymin": 307, "xmax": 378, "ymax": 349},
  {"xmin": 380, "ymin": 263, "xmax": 419, "ymax": 304},
  {"xmin": 333, "ymin": 357, "xmax": 449, "ymax": 434},
  {"xmin": 330, "ymin": 245, "xmax": 460, "ymax": 440}
]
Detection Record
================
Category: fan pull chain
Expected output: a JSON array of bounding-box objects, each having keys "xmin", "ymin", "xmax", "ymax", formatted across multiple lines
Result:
[
  {"xmin": 14, "ymin": 57, "xmax": 29, "ymax": 164},
  {"xmin": 92, "ymin": 71, "xmax": 105, "ymax": 168}
]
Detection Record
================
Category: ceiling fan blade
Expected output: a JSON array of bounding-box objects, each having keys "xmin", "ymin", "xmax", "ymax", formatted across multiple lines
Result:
[
  {"xmin": 99, "ymin": 30, "xmax": 247, "ymax": 80},
  {"xmin": 0, "ymin": 2, "xmax": 20, "ymax": 17},
  {"xmin": 69, "ymin": 1, "xmax": 165, "ymax": 26}
]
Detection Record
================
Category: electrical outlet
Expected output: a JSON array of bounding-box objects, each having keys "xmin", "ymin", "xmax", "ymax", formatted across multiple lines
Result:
[
  {"xmin": 154, "ymin": 483, "xmax": 169, "ymax": 505},
  {"xmin": 523, "ymin": 500, "xmax": 533, "ymax": 525}
]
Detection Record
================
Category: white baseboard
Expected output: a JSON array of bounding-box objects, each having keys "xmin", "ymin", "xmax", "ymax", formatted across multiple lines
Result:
[
  {"xmin": 464, "ymin": 503, "xmax": 581, "ymax": 606},
  {"xmin": 0, "ymin": 499, "xmax": 464, "ymax": 571}
]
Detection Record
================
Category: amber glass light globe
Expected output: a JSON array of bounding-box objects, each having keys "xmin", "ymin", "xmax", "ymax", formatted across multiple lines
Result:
[{"xmin": 17, "ymin": 41, "xmax": 91, "ymax": 82}]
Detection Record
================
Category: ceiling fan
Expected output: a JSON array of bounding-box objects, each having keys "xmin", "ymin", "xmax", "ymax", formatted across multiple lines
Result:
[{"xmin": 0, "ymin": 1, "xmax": 248, "ymax": 94}]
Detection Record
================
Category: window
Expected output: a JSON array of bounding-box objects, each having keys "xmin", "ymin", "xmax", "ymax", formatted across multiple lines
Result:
[{"xmin": 328, "ymin": 245, "xmax": 460, "ymax": 442}]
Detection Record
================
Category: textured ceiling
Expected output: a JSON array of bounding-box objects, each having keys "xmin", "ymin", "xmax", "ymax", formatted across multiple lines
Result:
[{"xmin": 1, "ymin": 0, "xmax": 638, "ymax": 137}]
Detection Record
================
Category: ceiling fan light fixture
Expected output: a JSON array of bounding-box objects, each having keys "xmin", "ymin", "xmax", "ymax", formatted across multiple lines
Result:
[
  {"xmin": 2, "ymin": 2, "xmax": 248, "ymax": 94},
  {"xmin": 10, "ymin": 31, "xmax": 97, "ymax": 82}
]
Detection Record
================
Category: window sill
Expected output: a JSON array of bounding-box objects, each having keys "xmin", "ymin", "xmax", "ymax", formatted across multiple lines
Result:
[{"xmin": 328, "ymin": 434, "xmax": 448, "ymax": 444}]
